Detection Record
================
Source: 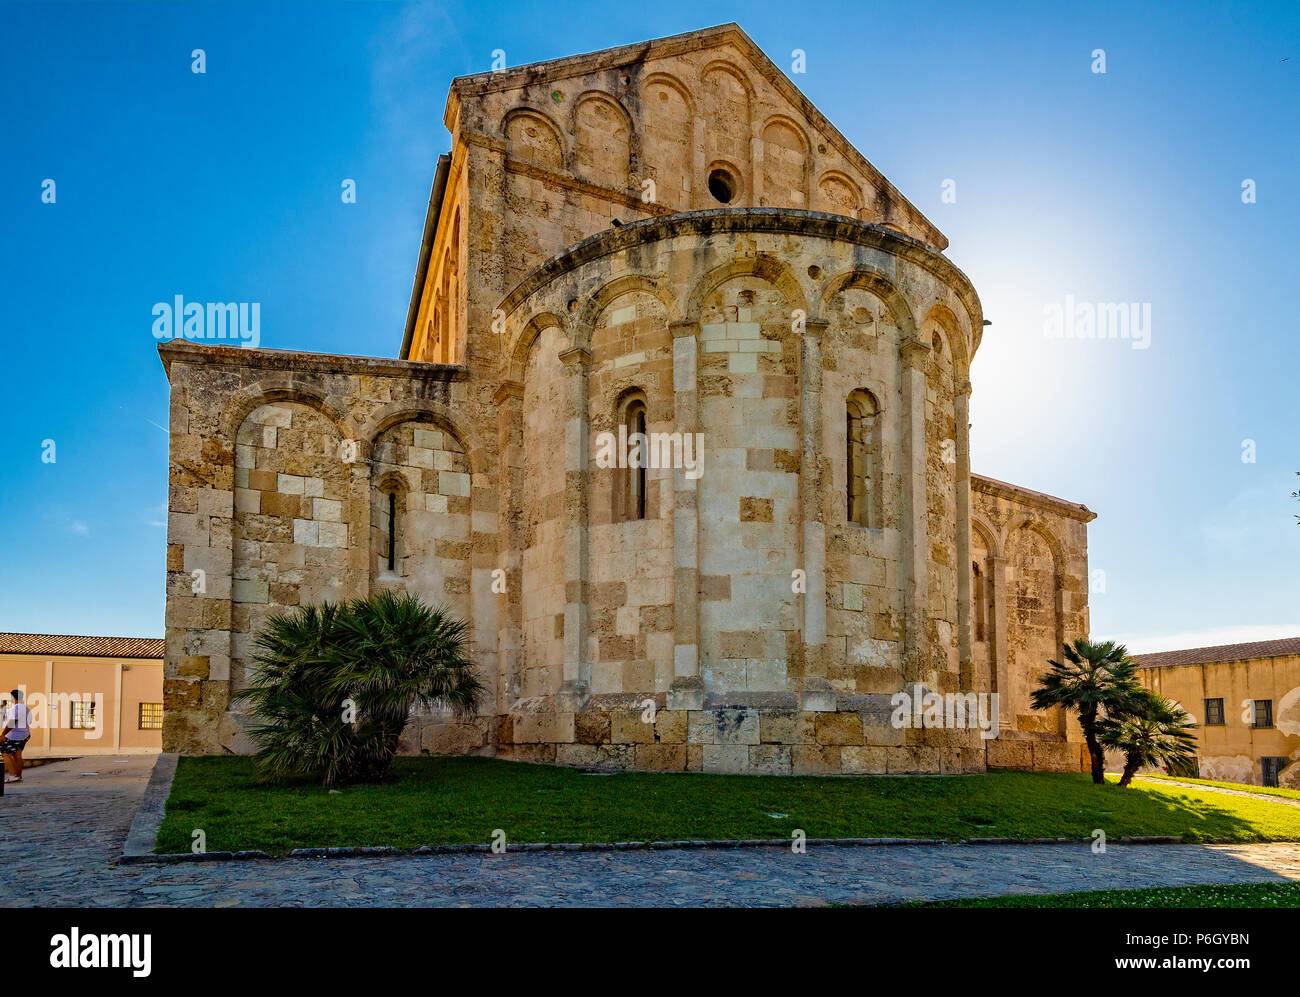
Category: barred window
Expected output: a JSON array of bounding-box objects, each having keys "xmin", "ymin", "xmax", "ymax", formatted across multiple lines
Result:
[
  {"xmin": 70, "ymin": 700, "xmax": 96, "ymax": 730},
  {"xmin": 139, "ymin": 703, "xmax": 164, "ymax": 730},
  {"xmin": 1253, "ymin": 700, "xmax": 1274, "ymax": 729},
  {"xmin": 1203, "ymin": 698, "xmax": 1224, "ymax": 726},
  {"xmin": 1262, "ymin": 757, "xmax": 1286, "ymax": 788}
]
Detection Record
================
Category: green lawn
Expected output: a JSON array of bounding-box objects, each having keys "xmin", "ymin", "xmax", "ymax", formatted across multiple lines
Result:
[
  {"xmin": 155, "ymin": 755, "xmax": 1300, "ymax": 855},
  {"xmin": 903, "ymin": 882, "xmax": 1300, "ymax": 908},
  {"xmin": 1136, "ymin": 773, "xmax": 1300, "ymax": 802}
]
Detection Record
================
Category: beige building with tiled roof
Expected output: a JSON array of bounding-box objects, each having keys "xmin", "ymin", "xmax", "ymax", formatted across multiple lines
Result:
[
  {"xmin": 1135, "ymin": 638, "xmax": 1300, "ymax": 787},
  {"xmin": 0, "ymin": 633, "xmax": 164, "ymax": 758}
]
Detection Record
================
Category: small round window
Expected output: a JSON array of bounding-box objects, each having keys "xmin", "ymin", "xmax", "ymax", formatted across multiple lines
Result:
[{"xmin": 708, "ymin": 168, "xmax": 736, "ymax": 204}]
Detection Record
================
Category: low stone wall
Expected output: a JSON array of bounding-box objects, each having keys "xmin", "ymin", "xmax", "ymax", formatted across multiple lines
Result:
[
  {"xmin": 404, "ymin": 696, "xmax": 1004, "ymax": 776},
  {"xmin": 374, "ymin": 693, "xmax": 1093, "ymax": 778},
  {"xmin": 986, "ymin": 730, "xmax": 1089, "ymax": 774}
]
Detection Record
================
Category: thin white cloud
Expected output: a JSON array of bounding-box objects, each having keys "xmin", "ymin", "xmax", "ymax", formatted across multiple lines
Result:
[{"xmin": 69, "ymin": 521, "xmax": 89, "ymax": 535}]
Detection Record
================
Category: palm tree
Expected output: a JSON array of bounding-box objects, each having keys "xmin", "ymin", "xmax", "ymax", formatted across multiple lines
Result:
[
  {"xmin": 327, "ymin": 590, "xmax": 483, "ymax": 781},
  {"xmin": 236, "ymin": 591, "xmax": 483, "ymax": 785},
  {"xmin": 1031, "ymin": 638, "xmax": 1142, "ymax": 784},
  {"xmin": 234, "ymin": 602, "xmax": 361, "ymax": 786},
  {"xmin": 1098, "ymin": 690, "xmax": 1198, "ymax": 787}
]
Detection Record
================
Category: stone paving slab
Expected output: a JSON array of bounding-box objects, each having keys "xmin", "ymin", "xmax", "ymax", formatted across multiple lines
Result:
[{"xmin": 1, "ymin": 757, "xmax": 1298, "ymax": 908}]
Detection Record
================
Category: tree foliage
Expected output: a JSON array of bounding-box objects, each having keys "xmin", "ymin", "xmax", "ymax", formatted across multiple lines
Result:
[
  {"xmin": 235, "ymin": 591, "xmax": 483, "ymax": 786},
  {"xmin": 1031, "ymin": 638, "xmax": 1142, "ymax": 784},
  {"xmin": 1099, "ymin": 690, "xmax": 1199, "ymax": 788}
]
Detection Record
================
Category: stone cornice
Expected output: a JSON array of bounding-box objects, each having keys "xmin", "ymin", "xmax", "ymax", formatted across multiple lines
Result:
[
  {"xmin": 501, "ymin": 155, "xmax": 677, "ymax": 216},
  {"xmin": 462, "ymin": 132, "xmax": 507, "ymax": 155},
  {"xmin": 157, "ymin": 340, "xmax": 467, "ymax": 383},
  {"xmin": 450, "ymin": 24, "xmax": 740, "ymax": 99},
  {"xmin": 971, "ymin": 473, "xmax": 1096, "ymax": 523},
  {"xmin": 494, "ymin": 208, "xmax": 983, "ymax": 349},
  {"xmin": 558, "ymin": 347, "xmax": 591, "ymax": 368},
  {"xmin": 802, "ymin": 318, "xmax": 829, "ymax": 340}
]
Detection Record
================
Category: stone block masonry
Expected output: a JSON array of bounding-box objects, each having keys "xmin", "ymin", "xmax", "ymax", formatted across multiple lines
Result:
[{"xmin": 160, "ymin": 24, "xmax": 1093, "ymax": 775}]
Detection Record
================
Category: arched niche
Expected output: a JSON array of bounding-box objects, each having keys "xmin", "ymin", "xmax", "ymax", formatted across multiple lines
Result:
[
  {"xmin": 1003, "ymin": 520, "xmax": 1063, "ymax": 731},
  {"xmin": 642, "ymin": 74, "xmax": 694, "ymax": 209},
  {"xmin": 573, "ymin": 92, "xmax": 632, "ymax": 189},
  {"xmin": 231, "ymin": 400, "xmax": 349, "ymax": 688},
  {"xmin": 368, "ymin": 419, "xmax": 472, "ymax": 615},
  {"xmin": 517, "ymin": 325, "xmax": 568, "ymax": 699},
  {"xmin": 503, "ymin": 108, "xmax": 564, "ymax": 170},
  {"xmin": 760, "ymin": 116, "xmax": 810, "ymax": 208}
]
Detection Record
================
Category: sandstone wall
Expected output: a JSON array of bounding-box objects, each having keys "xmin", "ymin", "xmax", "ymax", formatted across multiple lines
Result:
[
  {"xmin": 161, "ymin": 344, "xmax": 499, "ymax": 753},
  {"xmin": 408, "ymin": 24, "xmax": 945, "ymax": 370},
  {"xmin": 162, "ymin": 209, "xmax": 1095, "ymax": 775},
  {"xmin": 490, "ymin": 209, "xmax": 990, "ymax": 774},
  {"xmin": 970, "ymin": 474, "xmax": 1094, "ymax": 772}
]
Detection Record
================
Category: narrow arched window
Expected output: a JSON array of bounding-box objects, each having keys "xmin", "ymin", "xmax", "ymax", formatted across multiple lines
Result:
[
  {"xmin": 387, "ymin": 491, "xmax": 397, "ymax": 571},
  {"xmin": 972, "ymin": 561, "xmax": 986, "ymax": 642},
  {"xmin": 847, "ymin": 389, "xmax": 881, "ymax": 528},
  {"xmin": 373, "ymin": 474, "xmax": 407, "ymax": 580},
  {"xmin": 614, "ymin": 390, "xmax": 650, "ymax": 522},
  {"xmin": 631, "ymin": 403, "xmax": 647, "ymax": 520}
]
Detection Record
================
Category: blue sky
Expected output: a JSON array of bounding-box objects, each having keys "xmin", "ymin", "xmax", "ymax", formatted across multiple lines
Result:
[{"xmin": 1, "ymin": 0, "xmax": 1296, "ymax": 651}]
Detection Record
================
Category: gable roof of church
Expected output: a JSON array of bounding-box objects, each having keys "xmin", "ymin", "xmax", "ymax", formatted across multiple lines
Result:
[
  {"xmin": 444, "ymin": 23, "xmax": 947, "ymax": 252},
  {"xmin": 401, "ymin": 24, "xmax": 953, "ymax": 357}
]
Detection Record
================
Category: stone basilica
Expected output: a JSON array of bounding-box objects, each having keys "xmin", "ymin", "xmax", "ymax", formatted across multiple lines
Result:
[{"xmin": 161, "ymin": 24, "xmax": 1095, "ymax": 774}]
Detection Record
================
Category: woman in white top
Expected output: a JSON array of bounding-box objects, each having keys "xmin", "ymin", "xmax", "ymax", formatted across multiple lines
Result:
[{"xmin": 2, "ymin": 690, "xmax": 33, "ymax": 783}]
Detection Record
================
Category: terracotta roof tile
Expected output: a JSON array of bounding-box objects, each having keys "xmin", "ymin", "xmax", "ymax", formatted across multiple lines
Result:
[
  {"xmin": 0, "ymin": 633, "xmax": 164, "ymax": 659},
  {"xmin": 1135, "ymin": 637, "xmax": 1300, "ymax": 669}
]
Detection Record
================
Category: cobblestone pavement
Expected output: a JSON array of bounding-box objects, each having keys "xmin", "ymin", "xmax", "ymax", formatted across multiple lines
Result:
[{"xmin": 2, "ymin": 757, "xmax": 1299, "ymax": 908}]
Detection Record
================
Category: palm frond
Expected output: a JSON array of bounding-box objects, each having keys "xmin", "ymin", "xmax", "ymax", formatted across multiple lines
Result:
[{"xmin": 235, "ymin": 591, "xmax": 482, "ymax": 785}]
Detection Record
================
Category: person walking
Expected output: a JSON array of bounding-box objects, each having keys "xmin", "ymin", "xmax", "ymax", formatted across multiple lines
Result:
[{"xmin": 1, "ymin": 690, "xmax": 33, "ymax": 784}]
